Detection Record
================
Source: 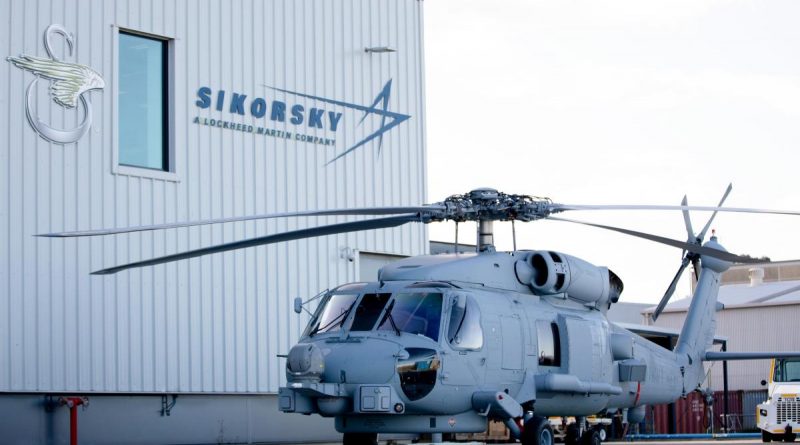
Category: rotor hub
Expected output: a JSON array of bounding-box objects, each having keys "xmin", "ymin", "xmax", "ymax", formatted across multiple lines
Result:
[{"xmin": 430, "ymin": 189, "xmax": 555, "ymax": 252}]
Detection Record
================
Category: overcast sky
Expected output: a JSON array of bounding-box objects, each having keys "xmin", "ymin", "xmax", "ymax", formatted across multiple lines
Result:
[{"xmin": 423, "ymin": 0, "xmax": 800, "ymax": 304}]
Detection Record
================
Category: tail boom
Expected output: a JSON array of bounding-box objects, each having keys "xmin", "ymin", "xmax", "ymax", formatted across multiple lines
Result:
[{"xmin": 674, "ymin": 236, "xmax": 731, "ymax": 390}]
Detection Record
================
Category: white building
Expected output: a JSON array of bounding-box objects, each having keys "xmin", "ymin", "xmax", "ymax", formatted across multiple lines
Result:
[
  {"xmin": 0, "ymin": 0, "xmax": 428, "ymax": 443},
  {"xmin": 645, "ymin": 261, "xmax": 800, "ymax": 391}
]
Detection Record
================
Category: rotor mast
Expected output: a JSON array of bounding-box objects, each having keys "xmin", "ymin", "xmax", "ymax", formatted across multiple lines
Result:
[{"xmin": 470, "ymin": 188, "xmax": 499, "ymax": 252}]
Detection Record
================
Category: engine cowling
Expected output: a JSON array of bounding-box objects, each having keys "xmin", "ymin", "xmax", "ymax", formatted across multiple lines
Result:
[{"xmin": 516, "ymin": 251, "xmax": 623, "ymax": 306}]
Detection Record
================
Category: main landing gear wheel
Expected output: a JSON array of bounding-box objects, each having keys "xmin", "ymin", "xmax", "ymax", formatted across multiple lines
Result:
[
  {"xmin": 581, "ymin": 430, "xmax": 601, "ymax": 445},
  {"xmin": 342, "ymin": 432, "xmax": 378, "ymax": 445},
  {"xmin": 597, "ymin": 426, "xmax": 607, "ymax": 442},
  {"xmin": 521, "ymin": 416, "xmax": 554, "ymax": 445},
  {"xmin": 565, "ymin": 423, "xmax": 580, "ymax": 445}
]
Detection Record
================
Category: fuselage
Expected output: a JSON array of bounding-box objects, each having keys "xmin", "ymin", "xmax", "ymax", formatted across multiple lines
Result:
[{"xmin": 279, "ymin": 251, "xmax": 703, "ymax": 433}]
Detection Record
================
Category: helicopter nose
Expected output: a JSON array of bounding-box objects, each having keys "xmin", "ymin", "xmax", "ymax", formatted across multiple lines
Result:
[
  {"xmin": 320, "ymin": 339, "xmax": 399, "ymax": 384},
  {"xmin": 286, "ymin": 343, "xmax": 325, "ymax": 383}
]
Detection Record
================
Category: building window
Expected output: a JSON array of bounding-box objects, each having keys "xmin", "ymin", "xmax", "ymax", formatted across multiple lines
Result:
[
  {"xmin": 118, "ymin": 31, "xmax": 169, "ymax": 171},
  {"xmin": 537, "ymin": 320, "xmax": 561, "ymax": 367}
]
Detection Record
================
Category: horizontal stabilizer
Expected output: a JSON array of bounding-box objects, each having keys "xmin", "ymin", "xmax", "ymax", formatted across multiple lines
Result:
[{"xmin": 704, "ymin": 351, "xmax": 800, "ymax": 361}]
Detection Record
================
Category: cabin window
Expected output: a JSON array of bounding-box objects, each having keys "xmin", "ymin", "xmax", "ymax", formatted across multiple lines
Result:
[
  {"xmin": 350, "ymin": 293, "xmax": 391, "ymax": 331},
  {"xmin": 537, "ymin": 320, "xmax": 561, "ymax": 367},
  {"xmin": 118, "ymin": 31, "xmax": 170, "ymax": 171},
  {"xmin": 447, "ymin": 295, "xmax": 483, "ymax": 350},
  {"xmin": 378, "ymin": 292, "xmax": 443, "ymax": 341}
]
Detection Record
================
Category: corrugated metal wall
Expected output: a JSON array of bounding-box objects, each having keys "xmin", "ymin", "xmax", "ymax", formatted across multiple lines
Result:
[
  {"xmin": 654, "ymin": 304, "xmax": 800, "ymax": 391},
  {"xmin": 742, "ymin": 389, "xmax": 768, "ymax": 430},
  {"xmin": 0, "ymin": 0, "xmax": 428, "ymax": 393}
]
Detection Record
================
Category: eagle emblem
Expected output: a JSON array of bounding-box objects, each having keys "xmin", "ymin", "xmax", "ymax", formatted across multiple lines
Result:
[
  {"xmin": 6, "ymin": 24, "xmax": 104, "ymax": 144},
  {"xmin": 7, "ymin": 55, "xmax": 105, "ymax": 108}
]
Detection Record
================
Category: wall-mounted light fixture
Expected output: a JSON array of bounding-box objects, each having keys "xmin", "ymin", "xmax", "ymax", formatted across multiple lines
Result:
[{"xmin": 365, "ymin": 46, "xmax": 396, "ymax": 53}]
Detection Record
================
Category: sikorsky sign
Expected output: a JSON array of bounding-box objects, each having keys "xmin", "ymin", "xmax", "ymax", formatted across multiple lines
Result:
[{"xmin": 193, "ymin": 79, "xmax": 411, "ymax": 164}]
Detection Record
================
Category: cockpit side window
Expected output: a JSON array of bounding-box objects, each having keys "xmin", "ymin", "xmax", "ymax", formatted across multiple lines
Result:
[
  {"xmin": 350, "ymin": 293, "xmax": 391, "ymax": 331},
  {"xmin": 378, "ymin": 292, "xmax": 443, "ymax": 341},
  {"xmin": 447, "ymin": 295, "xmax": 483, "ymax": 350}
]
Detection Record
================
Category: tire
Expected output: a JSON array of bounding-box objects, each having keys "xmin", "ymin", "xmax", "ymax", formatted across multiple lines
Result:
[
  {"xmin": 762, "ymin": 430, "xmax": 772, "ymax": 442},
  {"xmin": 342, "ymin": 432, "xmax": 378, "ymax": 445},
  {"xmin": 522, "ymin": 416, "xmax": 555, "ymax": 445},
  {"xmin": 596, "ymin": 426, "xmax": 607, "ymax": 442},
  {"xmin": 564, "ymin": 424, "xmax": 580, "ymax": 445},
  {"xmin": 580, "ymin": 430, "xmax": 601, "ymax": 445}
]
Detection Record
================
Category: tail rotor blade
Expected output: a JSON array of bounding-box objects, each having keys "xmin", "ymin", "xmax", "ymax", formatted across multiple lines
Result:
[
  {"xmin": 681, "ymin": 195, "xmax": 694, "ymax": 241},
  {"xmin": 697, "ymin": 183, "xmax": 733, "ymax": 242},
  {"xmin": 91, "ymin": 214, "xmax": 419, "ymax": 275},
  {"xmin": 653, "ymin": 259, "xmax": 689, "ymax": 321}
]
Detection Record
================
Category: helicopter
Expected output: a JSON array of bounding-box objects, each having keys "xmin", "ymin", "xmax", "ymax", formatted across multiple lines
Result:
[{"xmin": 41, "ymin": 186, "xmax": 800, "ymax": 445}]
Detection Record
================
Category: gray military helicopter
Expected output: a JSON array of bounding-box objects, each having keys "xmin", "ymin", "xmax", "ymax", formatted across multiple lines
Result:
[{"xmin": 42, "ymin": 186, "xmax": 800, "ymax": 445}]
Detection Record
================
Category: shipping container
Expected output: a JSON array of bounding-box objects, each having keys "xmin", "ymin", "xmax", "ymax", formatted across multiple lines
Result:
[
  {"xmin": 713, "ymin": 390, "xmax": 744, "ymax": 431},
  {"xmin": 646, "ymin": 391, "xmax": 708, "ymax": 434}
]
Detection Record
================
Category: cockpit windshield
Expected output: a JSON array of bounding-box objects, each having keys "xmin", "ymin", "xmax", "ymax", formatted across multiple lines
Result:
[
  {"xmin": 378, "ymin": 292, "xmax": 443, "ymax": 341},
  {"xmin": 304, "ymin": 291, "xmax": 443, "ymax": 341},
  {"xmin": 306, "ymin": 293, "xmax": 358, "ymax": 336},
  {"xmin": 774, "ymin": 358, "xmax": 800, "ymax": 382},
  {"xmin": 351, "ymin": 293, "xmax": 392, "ymax": 331}
]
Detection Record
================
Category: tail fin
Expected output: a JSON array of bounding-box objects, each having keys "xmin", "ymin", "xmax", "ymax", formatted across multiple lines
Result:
[{"xmin": 674, "ymin": 235, "xmax": 731, "ymax": 392}]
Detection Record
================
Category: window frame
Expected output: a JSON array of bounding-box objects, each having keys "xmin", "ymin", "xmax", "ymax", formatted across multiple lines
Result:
[{"xmin": 112, "ymin": 26, "xmax": 179, "ymax": 182}]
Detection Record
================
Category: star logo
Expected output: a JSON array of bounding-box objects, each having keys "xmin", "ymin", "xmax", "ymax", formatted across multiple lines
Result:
[{"xmin": 266, "ymin": 79, "xmax": 411, "ymax": 164}]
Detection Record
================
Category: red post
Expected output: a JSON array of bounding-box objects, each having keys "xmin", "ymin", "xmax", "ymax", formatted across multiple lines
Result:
[
  {"xmin": 59, "ymin": 397, "xmax": 88, "ymax": 445},
  {"xmin": 69, "ymin": 403, "xmax": 78, "ymax": 445}
]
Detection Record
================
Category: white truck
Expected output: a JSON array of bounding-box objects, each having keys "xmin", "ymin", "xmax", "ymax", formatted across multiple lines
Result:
[{"xmin": 758, "ymin": 358, "xmax": 800, "ymax": 442}]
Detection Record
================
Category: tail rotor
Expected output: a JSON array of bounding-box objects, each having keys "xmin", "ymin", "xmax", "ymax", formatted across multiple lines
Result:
[{"xmin": 651, "ymin": 183, "xmax": 733, "ymax": 321}]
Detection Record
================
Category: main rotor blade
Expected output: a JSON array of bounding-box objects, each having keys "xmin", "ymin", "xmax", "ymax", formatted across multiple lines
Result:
[
  {"xmin": 681, "ymin": 195, "xmax": 694, "ymax": 241},
  {"xmin": 750, "ymin": 283, "xmax": 800, "ymax": 304},
  {"xmin": 652, "ymin": 259, "xmax": 689, "ymax": 322},
  {"xmin": 546, "ymin": 216, "xmax": 760, "ymax": 264},
  {"xmin": 697, "ymin": 182, "xmax": 733, "ymax": 242},
  {"xmin": 91, "ymin": 214, "xmax": 419, "ymax": 275},
  {"xmin": 38, "ymin": 206, "xmax": 441, "ymax": 238},
  {"xmin": 551, "ymin": 203, "xmax": 800, "ymax": 216}
]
